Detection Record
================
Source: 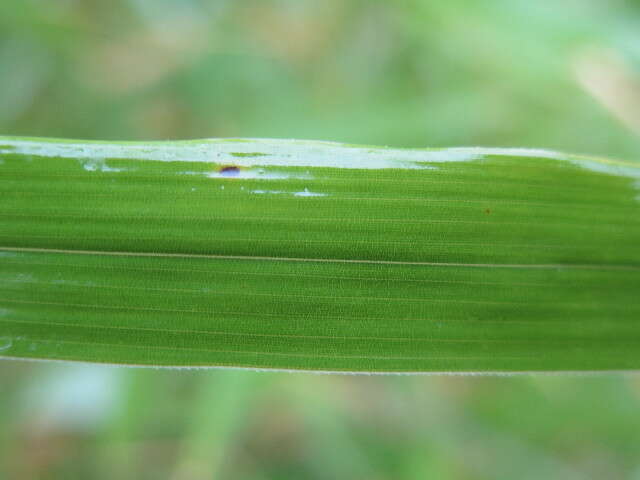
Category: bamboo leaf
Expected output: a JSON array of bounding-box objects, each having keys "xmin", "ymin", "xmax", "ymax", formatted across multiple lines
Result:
[{"xmin": 0, "ymin": 137, "xmax": 639, "ymax": 373}]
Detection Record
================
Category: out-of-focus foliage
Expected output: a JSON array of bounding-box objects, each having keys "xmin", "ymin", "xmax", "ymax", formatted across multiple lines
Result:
[
  {"xmin": 1, "ymin": 1, "xmax": 640, "ymax": 479},
  {"xmin": 1, "ymin": 0, "xmax": 640, "ymax": 158},
  {"xmin": 2, "ymin": 365, "xmax": 640, "ymax": 479}
]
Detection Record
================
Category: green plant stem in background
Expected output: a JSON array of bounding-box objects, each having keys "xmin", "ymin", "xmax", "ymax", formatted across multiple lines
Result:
[
  {"xmin": 171, "ymin": 371, "xmax": 256, "ymax": 479},
  {"xmin": 0, "ymin": 137, "xmax": 638, "ymax": 373}
]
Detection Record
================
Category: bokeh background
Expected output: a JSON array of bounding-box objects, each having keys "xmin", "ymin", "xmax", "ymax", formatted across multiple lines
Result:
[{"xmin": 1, "ymin": 1, "xmax": 640, "ymax": 478}]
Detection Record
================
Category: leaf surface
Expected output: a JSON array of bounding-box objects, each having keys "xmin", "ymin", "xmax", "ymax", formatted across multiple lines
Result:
[{"xmin": 1, "ymin": 138, "xmax": 639, "ymax": 372}]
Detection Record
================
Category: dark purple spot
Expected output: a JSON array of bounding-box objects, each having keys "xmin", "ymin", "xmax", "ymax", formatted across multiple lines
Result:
[{"xmin": 219, "ymin": 165, "xmax": 240, "ymax": 177}]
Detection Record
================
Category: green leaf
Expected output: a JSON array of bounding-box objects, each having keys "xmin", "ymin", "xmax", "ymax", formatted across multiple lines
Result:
[{"xmin": 1, "ymin": 137, "xmax": 639, "ymax": 373}]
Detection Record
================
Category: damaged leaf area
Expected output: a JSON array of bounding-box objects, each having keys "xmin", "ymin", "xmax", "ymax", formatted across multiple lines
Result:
[{"xmin": 0, "ymin": 137, "xmax": 639, "ymax": 373}]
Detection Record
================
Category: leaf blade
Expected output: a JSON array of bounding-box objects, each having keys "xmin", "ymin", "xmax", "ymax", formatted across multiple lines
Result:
[{"xmin": 1, "ymin": 138, "xmax": 639, "ymax": 372}]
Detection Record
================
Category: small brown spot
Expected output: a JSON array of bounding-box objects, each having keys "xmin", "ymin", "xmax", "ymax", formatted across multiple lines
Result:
[
  {"xmin": 485, "ymin": 208, "xmax": 491, "ymax": 214},
  {"xmin": 219, "ymin": 165, "xmax": 240, "ymax": 177}
]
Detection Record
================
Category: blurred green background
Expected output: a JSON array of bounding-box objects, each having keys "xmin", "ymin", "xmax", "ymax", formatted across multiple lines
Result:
[{"xmin": 1, "ymin": 1, "xmax": 640, "ymax": 479}]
